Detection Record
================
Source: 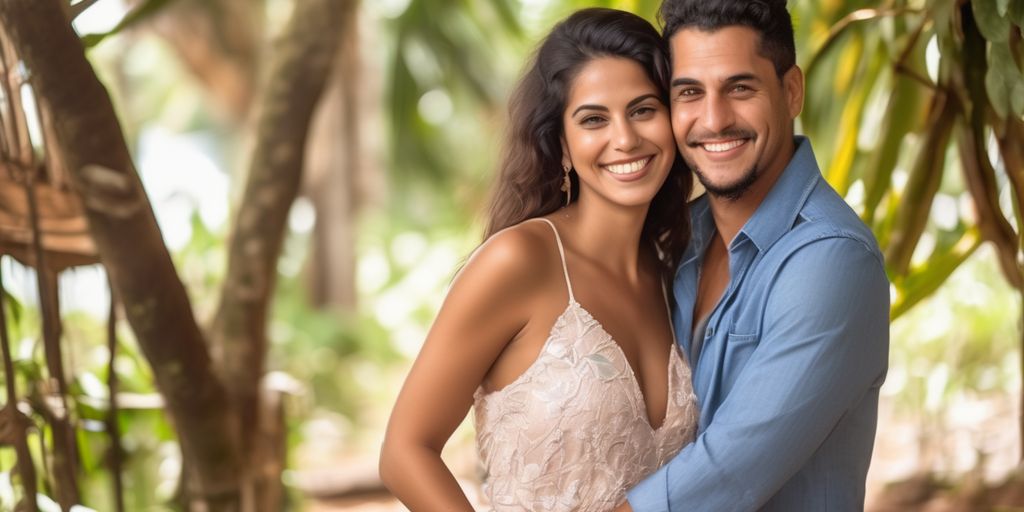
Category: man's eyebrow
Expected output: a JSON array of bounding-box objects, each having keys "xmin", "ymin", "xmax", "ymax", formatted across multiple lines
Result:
[
  {"xmin": 671, "ymin": 73, "xmax": 762, "ymax": 88},
  {"xmin": 670, "ymin": 77, "xmax": 700, "ymax": 88},
  {"xmin": 724, "ymin": 73, "xmax": 760, "ymax": 84}
]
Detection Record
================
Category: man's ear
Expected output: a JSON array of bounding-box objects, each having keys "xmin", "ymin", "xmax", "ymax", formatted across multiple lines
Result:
[{"xmin": 783, "ymin": 65, "xmax": 805, "ymax": 119}]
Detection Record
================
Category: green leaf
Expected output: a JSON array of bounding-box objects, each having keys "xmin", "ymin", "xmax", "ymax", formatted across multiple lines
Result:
[
  {"xmin": 486, "ymin": 0, "xmax": 524, "ymax": 36},
  {"xmin": 861, "ymin": 74, "xmax": 928, "ymax": 226},
  {"xmin": 1010, "ymin": 0, "xmax": 1024, "ymax": 27},
  {"xmin": 932, "ymin": 0, "xmax": 959, "ymax": 41},
  {"xmin": 985, "ymin": 41, "xmax": 1024, "ymax": 118},
  {"xmin": 1014, "ymin": 78, "xmax": 1024, "ymax": 117},
  {"xmin": 891, "ymin": 229, "xmax": 982, "ymax": 320},
  {"xmin": 998, "ymin": 0, "xmax": 1011, "ymax": 16},
  {"xmin": 2, "ymin": 289, "xmax": 22, "ymax": 326},
  {"xmin": 80, "ymin": 0, "xmax": 179, "ymax": 48},
  {"xmin": 972, "ymin": 0, "xmax": 1011, "ymax": 42},
  {"xmin": 827, "ymin": 36, "xmax": 885, "ymax": 196},
  {"xmin": 884, "ymin": 96, "xmax": 957, "ymax": 275}
]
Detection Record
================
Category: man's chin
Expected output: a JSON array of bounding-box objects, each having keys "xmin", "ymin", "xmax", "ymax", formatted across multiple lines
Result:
[
  {"xmin": 694, "ymin": 168, "xmax": 760, "ymax": 201},
  {"xmin": 703, "ymin": 183, "xmax": 751, "ymax": 201}
]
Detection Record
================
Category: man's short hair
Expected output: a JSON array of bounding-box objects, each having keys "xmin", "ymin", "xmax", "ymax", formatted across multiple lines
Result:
[{"xmin": 659, "ymin": 0, "xmax": 796, "ymax": 78}]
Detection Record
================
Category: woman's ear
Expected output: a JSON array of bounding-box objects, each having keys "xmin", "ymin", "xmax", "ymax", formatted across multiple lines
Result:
[{"xmin": 560, "ymin": 137, "xmax": 571, "ymax": 170}]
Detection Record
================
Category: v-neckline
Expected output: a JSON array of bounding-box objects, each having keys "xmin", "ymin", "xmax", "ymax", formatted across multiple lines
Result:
[
  {"xmin": 566, "ymin": 300, "xmax": 677, "ymax": 432},
  {"xmin": 527, "ymin": 217, "xmax": 678, "ymax": 432}
]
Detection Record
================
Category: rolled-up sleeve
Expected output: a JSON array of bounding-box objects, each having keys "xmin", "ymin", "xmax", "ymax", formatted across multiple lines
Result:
[{"xmin": 627, "ymin": 236, "xmax": 890, "ymax": 511}]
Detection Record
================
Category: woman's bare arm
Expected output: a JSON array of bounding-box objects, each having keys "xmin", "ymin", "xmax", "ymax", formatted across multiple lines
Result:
[{"xmin": 379, "ymin": 226, "xmax": 550, "ymax": 510}]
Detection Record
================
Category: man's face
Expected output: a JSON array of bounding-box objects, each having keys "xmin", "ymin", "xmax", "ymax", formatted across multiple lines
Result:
[{"xmin": 668, "ymin": 26, "xmax": 803, "ymax": 201}]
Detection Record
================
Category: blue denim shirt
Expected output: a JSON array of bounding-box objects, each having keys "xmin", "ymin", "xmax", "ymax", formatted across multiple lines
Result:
[{"xmin": 627, "ymin": 137, "xmax": 890, "ymax": 511}]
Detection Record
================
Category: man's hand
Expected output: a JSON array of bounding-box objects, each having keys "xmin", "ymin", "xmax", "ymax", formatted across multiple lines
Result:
[{"xmin": 613, "ymin": 502, "xmax": 633, "ymax": 512}]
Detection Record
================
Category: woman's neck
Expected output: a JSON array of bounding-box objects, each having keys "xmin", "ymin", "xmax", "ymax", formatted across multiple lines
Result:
[{"xmin": 554, "ymin": 197, "xmax": 650, "ymax": 284}]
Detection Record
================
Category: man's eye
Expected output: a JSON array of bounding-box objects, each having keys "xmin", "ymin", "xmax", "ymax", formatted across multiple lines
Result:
[{"xmin": 733, "ymin": 85, "xmax": 751, "ymax": 93}]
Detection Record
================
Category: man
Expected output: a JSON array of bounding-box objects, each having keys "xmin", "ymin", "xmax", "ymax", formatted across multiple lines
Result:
[{"xmin": 616, "ymin": 0, "xmax": 890, "ymax": 510}]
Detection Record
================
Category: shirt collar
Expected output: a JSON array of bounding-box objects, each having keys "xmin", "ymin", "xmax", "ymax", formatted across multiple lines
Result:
[
  {"xmin": 681, "ymin": 136, "xmax": 821, "ymax": 273},
  {"xmin": 735, "ymin": 136, "xmax": 820, "ymax": 253}
]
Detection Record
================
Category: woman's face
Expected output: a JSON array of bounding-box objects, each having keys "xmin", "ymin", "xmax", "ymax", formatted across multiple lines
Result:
[{"xmin": 561, "ymin": 56, "xmax": 675, "ymax": 210}]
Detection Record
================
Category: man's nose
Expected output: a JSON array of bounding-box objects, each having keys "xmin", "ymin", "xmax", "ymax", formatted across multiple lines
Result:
[{"xmin": 701, "ymin": 94, "xmax": 735, "ymax": 135}]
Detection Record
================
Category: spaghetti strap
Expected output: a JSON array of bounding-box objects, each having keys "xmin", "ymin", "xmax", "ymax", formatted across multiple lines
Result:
[{"xmin": 534, "ymin": 218, "xmax": 576, "ymax": 304}]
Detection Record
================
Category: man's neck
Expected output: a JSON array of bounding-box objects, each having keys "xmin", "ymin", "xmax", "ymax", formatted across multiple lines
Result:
[{"xmin": 707, "ymin": 140, "xmax": 796, "ymax": 247}]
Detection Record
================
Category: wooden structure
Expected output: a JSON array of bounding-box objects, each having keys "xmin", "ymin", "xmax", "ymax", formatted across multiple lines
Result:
[
  {"xmin": 0, "ymin": 20, "xmax": 96, "ymax": 270},
  {"xmin": 0, "ymin": 19, "xmax": 121, "ymax": 512}
]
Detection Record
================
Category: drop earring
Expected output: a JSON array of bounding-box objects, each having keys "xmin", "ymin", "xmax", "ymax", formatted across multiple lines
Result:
[{"xmin": 561, "ymin": 165, "xmax": 572, "ymax": 206}]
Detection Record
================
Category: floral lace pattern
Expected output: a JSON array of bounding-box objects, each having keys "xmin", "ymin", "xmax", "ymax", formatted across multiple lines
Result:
[{"xmin": 473, "ymin": 301, "xmax": 699, "ymax": 511}]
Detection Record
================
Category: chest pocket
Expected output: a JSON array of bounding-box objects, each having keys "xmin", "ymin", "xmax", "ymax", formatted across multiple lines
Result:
[{"xmin": 721, "ymin": 332, "xmax": 759, "ymax": 398}]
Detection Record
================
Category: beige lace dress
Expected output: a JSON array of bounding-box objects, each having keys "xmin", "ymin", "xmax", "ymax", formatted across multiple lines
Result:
[{"xmin": 473, "ymin": 218, "xmax": 699, "ymax": 511}]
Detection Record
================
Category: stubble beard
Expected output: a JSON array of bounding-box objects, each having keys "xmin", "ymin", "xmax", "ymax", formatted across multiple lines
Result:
[
  {"xmin": 687, "ymin": 158, "xmax": 760, "ymax": 201},
  {"xmin": 682, "ymin": 128, "xmax": 761, "ymax": 201}
]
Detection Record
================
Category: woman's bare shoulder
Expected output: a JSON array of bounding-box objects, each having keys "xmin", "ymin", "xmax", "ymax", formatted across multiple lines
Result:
[{"xmin": 456, "ymin": 219, "xmax": 559, "ymax": 298}]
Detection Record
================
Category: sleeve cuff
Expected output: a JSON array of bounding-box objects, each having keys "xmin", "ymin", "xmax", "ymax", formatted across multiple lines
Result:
[{"xmin": 626, "ymin": 464, "xmax": 671, "ymax": 512}]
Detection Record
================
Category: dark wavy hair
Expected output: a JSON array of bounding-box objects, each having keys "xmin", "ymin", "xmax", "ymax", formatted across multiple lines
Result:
[
  {"xmin": 483, "ymin": 7, "xmax": 692, "ymax": 283},
  {"xmin": 659, "ymin": 0, "xmax": 796, "ymax": 78}
]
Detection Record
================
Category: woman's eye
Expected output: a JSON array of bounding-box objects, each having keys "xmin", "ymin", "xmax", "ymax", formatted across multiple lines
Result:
[
  {"xmin": 580, "ymin": 116, "xmax": 605, "ymax": 126},
  {"xmin": 632, "ymin": 106, "xmax": 657, "ymax": 117}
]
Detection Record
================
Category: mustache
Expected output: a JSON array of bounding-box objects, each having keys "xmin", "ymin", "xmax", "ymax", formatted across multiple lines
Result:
[{"xmin": 686, "ymin": 128, "xmax": 756, "ymax": 146}]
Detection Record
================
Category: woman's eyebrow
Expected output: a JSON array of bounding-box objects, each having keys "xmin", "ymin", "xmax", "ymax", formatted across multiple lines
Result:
[{"xmin": 571, "ymin": 93, "xmax": 660, "ymax": 117}]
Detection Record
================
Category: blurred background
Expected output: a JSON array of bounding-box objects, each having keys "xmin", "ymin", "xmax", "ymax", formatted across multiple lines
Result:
[{"xmin": 0, "ymin": 0, "xmax": 1021, "ymax": 510}]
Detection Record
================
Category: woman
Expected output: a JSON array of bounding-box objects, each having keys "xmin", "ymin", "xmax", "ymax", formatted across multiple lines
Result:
[{"xmin": 379, "ymin": 8, "xmax": 698, "ymax": 511}]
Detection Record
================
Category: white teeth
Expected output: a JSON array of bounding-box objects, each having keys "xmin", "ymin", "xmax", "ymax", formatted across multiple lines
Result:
[
  {"xmin": 605, "ymin": 157, "xmax": 650, "ymax": 174},
  {"xmin": 702, "ymin": 140, "xmax": 745, "ymax": 152}
]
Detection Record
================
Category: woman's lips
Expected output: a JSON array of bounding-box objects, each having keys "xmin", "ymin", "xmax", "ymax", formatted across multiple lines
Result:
[{"xmin": 602, "ymin": 156, "xmax": 653, "ymax": 182}]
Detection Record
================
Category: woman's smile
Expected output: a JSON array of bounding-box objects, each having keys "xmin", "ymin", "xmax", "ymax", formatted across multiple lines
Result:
[{"xmin": 603, "ymin": 155, "xmax": 655, "ymax": 181}]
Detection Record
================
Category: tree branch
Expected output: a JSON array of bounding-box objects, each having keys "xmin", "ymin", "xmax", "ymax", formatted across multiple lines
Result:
[
  {"xmin": 149, "ymin": 0, "xmax": 262, "ymax": 122},
  {"xmin": 211, "ymin": 0, "xmax": 350, "ymax": 457},
  {"xmin": 0, "ymin": 266, "xmax": 38, "ymax": 512},
  {"xmin": 0, "ymin": 0, "xmax": 243, "ymax": 508},
  {"xmin": 805, "ymin": 7, "xmax": 922, "ymax": 79}
]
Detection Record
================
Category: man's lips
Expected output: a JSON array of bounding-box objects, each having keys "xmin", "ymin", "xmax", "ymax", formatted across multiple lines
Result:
[
  {"xmin": 686, "ymin": 134, "xmax": 754, "ymax": 160},
  {"xmin": 687, "ymin": 129, "xmax": 756, "ymax": 154},
  {"xmin": 699, "ymin": 139, "xmax": 747, "ymax": 153}
]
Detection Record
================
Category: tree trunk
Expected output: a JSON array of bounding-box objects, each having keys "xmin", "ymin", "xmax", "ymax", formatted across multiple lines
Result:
[
  {"xmin": 305, "ymin": 0, "xmax": 363, "ymax": 311},
  {"xmin": 994, "ymin": 112, "xmax": 1024, "ymax": 463},
  {"xmin": 0, "ymin": 0, "xmax": 244, "ymax": 509},
  {"xmin": 209, "ymin": 0, "xmax": 351, "ymax": 508},
  {"xmin": 1, "ymin": 0, "xmax": 353, "ymax": 508},
  {"xmin": 253, "ymin": 383, "xmax": 287, "ymax": 511}
]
